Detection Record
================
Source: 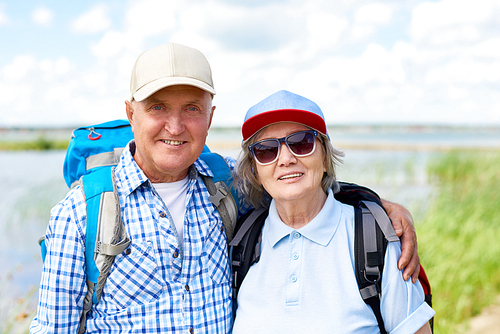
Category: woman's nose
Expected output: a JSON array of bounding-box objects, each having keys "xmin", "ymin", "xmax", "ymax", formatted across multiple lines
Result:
[{"xmin": 277, "ymin": 142, "xmax": 297, "ymax": 166}]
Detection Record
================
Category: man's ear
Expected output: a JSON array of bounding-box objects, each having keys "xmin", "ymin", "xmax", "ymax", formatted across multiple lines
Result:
[
  {"xmin": 208, "ymin": 105, "xmax": 215, "ymax": 129},
  {"xmin": 125, "ymin": 100, "xmax": 135, "ymax": 132}
]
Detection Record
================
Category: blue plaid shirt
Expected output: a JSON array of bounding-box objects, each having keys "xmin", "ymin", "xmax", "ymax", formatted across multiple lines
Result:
[{"xmin": 31, "ymin": 144, "xmax": 245, "ymax": 333}]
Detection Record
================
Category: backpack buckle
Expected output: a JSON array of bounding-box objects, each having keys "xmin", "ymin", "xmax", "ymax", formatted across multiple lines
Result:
[{"xmin": 209, "ymin": 187, "xmax": 228, "ymax": 206}]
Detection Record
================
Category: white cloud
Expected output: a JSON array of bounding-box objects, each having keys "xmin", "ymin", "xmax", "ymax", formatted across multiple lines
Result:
[
  {"xmin": 0, "ymin": 4, "xmax": 9, "ymax": 26},
  {"xmin": 410, "ymin": 0, "xmax": 493, "ymax": 44},
  {"xmin": 473, "ymin": 38, "xmax": 500, "ymax": 58},
  {"xmin": 39, "ymin": 58, "xmax": 73, "ymax": 80},
  {"xmin": 354, "ymin": 3, "xmax": 393, "ymax": 25},
  {"xmin": 447, "ymin": 86, "xmax": 470, "ymax": 100},
  {"xmin": 350, "ymin": 3, "xmax": 393, "ymax": 41},
  {"xmin": 425, "ymin": 57, "xmax": 499, "ymax": 85},
  {"xmin": 31, "ymin": 7, "xmax": 53, "ymax": 26},
  {"xmin": 91, "ymin": 31, "xmax": 128, "ymax": 59},
  {"xmin": 44, "ymin": 84, "xmax": 75, "ymax": 105},
  {"xmin": 307, "ymin": 13, "xmax": 348, "ymax": 50},
  {"xmin": 124, "ymin": 0, "xmax": 178, "ymax": 39},
  {"xmin": 3, "ymin": 55, "xmax": 36, "ymax": 81},
  {"xmin": 71, "ymin": 4, "xmax": 111, "ymax": 34}
]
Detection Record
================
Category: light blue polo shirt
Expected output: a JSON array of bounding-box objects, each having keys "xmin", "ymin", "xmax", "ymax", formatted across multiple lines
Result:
[{"xmin": 232, "ymin": 189, "xmax": 434, "ymax": 334}]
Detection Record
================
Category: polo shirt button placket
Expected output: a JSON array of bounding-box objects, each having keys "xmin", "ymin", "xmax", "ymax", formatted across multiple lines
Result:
[{"xmin": 286, "ymin": 230, "xmax": 303, "ymax": 305}]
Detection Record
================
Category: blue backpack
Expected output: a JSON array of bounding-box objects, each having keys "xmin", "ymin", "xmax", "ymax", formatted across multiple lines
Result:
[{"xmin": 39, "ymin": 119, "xmax": 238, "ymax": 333}]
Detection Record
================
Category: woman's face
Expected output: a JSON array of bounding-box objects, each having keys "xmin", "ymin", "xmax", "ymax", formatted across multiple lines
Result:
[{"xmin": 253, "ymin": 122, "xmax": 327, "ymax": 205}]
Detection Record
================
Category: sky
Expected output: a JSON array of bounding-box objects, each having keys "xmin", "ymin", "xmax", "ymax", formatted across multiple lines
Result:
[{"xmin": 0, "ymin": 0, "xmax": 499, "ymax": 128}]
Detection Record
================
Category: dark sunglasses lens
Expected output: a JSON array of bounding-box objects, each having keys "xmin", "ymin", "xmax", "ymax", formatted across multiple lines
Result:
[
  {"xmin": 287, "ymin": 132, "xmax": 315, "ymax": 155},
  {"xmin": 252, "ymin": 141, "xmax": 279, "ymax": 164}
]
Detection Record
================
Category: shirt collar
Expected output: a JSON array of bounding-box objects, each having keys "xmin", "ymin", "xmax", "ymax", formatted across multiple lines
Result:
[
  {"xmin": 115, "ymin": 141, "xmax": 210, "ymax": 196},
  {"xmin": 266, "ymin": 188, "xmax": 342, "ymax": 247}
]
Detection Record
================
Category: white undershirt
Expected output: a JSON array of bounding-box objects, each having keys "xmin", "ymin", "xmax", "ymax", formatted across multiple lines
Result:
[{"xmin": 152, "ymin": 176, "xmax": 189, "ymax": 241}]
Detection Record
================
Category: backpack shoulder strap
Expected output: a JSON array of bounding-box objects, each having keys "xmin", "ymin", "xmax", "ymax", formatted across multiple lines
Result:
[
  {"xmin": 199, "ymin": 150, "xmax": 238, "ymax": 242},
  {"xmin": 230, "ymin": 207, "xmax": 269, "ymax": 304},
  {"xmin": 353, "ymin": 200, "xmax": 400, "ymax": 334},
  {"xmin": 78, "ymin": 167, "xmax": 130, "ymax": 334}
]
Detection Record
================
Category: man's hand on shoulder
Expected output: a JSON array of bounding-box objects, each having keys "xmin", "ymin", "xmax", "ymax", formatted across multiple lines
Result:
[{"xmin": 381, "ymin": 199, "xmax": 420, "ymax": 283}]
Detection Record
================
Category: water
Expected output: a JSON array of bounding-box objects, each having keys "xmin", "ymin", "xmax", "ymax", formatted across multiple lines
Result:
[{"xmin": 0, "ymin": 151, "xmax": 68, "ymax": 327}]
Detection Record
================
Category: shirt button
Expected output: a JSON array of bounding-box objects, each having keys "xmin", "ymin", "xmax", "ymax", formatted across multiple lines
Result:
[
  {"xmin": 293, "ymin": 232, "xmax": 301, "ymax": 239},
  {"xmin": 125, "ymin": 248, "xmax": 131, "ymax": 255},
  {"xmin": 293, "ymin": 253, "xmax": 299, "ymax": 260},
  {"xmin": 185, "ymin": 285, "xmax": 190, "ymax": 291},
  {"xmin": 173, "ymin": 251, "xmax": 179, "ymax": 258},
  {"xmin": 160, "ymin": 211, "xmax": 167, "ymax": 218},
  {"xmin": 189, "ymin": 328, "xmax": 194, "ymax": 334},
  {"xmin": 291, "ymin": 275, "xmax": 297, "ymax": 283}
]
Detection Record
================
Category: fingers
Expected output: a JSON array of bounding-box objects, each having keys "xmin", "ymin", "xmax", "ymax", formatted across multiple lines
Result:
[
  {"xmin": 399, "ymin": 226, "xmax": 420, "ymax": 281},
  {"xmin": 402, "ymin": 247, "xmax": 421, "ymax": 282},
  {"xmin": 392, "ymin": 217, "xmax": 403, "ymax": 237},
  {"xmin": 398, "ymin": 229, "xmax": 414, "ymax": 270},
  {"xmin": 411, "ymin": 262, "xmax": 421, "ymax": 284}
]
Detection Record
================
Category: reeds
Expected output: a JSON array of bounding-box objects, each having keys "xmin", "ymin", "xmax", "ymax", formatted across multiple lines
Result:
[{"xmin": 418, "ymin": 150, "xmax": 500, "ymax": 333}]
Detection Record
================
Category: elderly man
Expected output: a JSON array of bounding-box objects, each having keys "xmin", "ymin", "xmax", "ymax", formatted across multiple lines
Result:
[{"xmin": 30, "ymin": 42, "xmax": 420, "ymax": 333}]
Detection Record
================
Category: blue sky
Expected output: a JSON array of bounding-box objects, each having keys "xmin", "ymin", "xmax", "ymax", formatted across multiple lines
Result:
[{"xmin": 1, "ymin": 0, "xmax": 499, "ymax": 127}]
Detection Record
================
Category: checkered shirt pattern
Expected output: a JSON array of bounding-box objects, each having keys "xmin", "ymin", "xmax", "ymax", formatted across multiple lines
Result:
[{"xmin": 30, "ymin": 143, "xmax": 244, "ymax": 333}]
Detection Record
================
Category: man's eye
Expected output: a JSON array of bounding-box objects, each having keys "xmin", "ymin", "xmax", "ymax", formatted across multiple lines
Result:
[
  {"xmin": 188, "ymin": 107, "xmax": 198, "ymax": 112},
  {"xmin": 152, "ymin": 106, "xmax": 163, "ymax": 111}
]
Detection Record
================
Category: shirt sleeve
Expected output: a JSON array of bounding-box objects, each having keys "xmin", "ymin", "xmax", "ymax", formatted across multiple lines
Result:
[
  {"xmin": 30, "ymin": 187, "xmax": 88, "ymax": 333},
  {"xmin": 380, "ymin": 240, "xmax": 435, "ymax": 334}
]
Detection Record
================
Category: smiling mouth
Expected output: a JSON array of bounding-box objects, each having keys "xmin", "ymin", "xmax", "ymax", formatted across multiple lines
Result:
[
  {"xmin": 279, "ymin": 173, "xmax": 303, "ymax": 180},
  {"xmin": 161, "ymin": 140, "xmax": 184, "ymax": 146}
]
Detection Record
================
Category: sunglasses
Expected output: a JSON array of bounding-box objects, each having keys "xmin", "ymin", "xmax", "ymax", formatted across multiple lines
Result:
[{"xmin": 248, "ymin": 130, "xmax": 319, "ymax": 165}]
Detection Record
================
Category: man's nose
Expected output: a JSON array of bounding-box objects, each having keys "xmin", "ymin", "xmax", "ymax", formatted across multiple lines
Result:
[{"xmin": 164, "ymin": 113, "xmax": 185, "ymax": 135}]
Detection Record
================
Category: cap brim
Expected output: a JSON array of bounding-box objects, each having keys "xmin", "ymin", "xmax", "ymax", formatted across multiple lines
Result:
[
  {"xmin": 132, "ymin": 77, "xmax": 216, "ymax": 101},
  {"xmin": 242, "ymin": 109, "xmax": 328, "ymax": 141}
]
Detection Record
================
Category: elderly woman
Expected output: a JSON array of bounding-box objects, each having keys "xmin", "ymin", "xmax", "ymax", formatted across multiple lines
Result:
[{"xmin": 232, "ymin": 90, "xmax": 434, "ymax": 333}]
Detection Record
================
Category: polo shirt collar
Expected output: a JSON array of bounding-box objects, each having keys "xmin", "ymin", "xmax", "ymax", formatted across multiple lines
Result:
[{"xmin": 266, "ymin": 188, "xmax": 342, "ymax": 247}]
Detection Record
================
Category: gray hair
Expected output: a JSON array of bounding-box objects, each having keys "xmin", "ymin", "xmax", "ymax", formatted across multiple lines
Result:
[{"xmin": 235, "ymin": 130, "xmax": 344, "ymax": 209}]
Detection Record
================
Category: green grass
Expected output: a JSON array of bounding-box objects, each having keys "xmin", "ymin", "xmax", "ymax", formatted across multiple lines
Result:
[
  {"xmin": 417, "ymin": 150, "xmax": 500, "ymax": 333},
  {"xmin": 0, "ymin": 138, "xmax": 69, "ymax": 151}
]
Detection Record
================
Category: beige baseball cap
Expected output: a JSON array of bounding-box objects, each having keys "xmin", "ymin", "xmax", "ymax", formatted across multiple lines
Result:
[{"xmin": 129, "ymin": 42, "xmax": 216, "ymax": 101}]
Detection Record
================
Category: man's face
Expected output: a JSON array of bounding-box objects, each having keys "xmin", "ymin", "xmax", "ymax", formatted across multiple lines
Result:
[{"xmin": 126, "ymin": 85, "xmax": 214, "ymax": 183}]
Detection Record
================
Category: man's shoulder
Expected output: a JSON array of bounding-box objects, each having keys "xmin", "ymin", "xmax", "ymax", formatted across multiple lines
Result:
[
  {"xmin": 48, "ymin": 185, "xmax": 86, "ymax": 239},
  {"xmin": 195, "ymin": 153, "xmax": 236, "ymax": 175},
  {"xmin": 56, "ymin": 185, "xmax": 86, "ymax": 210}
]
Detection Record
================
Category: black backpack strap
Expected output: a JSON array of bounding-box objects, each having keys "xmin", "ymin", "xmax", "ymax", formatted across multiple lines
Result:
[
  {"xmin": 230, "ymin": 207, "xmax": 269, "ymax": 305},
  {"xmin": 354, "ymin": 203, "xmax": 388, "ymax": 334},
  {"xmin": 353, "ymin": 199, "xmax": 401, "ymax": 334}
]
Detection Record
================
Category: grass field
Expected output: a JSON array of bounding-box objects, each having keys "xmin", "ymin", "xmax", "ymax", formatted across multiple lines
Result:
[
  {"xmin": 418, "ymin": 150, "xmax": 500, "ymax": 333},
  {"xmin": 0, "ymin": 138, "xmax": 69, "ymax": 151}
]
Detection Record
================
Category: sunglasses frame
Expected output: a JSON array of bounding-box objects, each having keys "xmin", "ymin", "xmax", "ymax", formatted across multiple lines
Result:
[{"xmin": 248, "ymin": 130, "xmax": 319, "ymax": 165}]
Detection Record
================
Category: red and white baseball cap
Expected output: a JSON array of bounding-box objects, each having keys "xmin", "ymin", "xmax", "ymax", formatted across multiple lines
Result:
[{"xmin": 242, "ymin": 90, "xmax": 328, "ymax": 141}]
